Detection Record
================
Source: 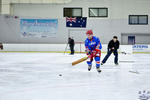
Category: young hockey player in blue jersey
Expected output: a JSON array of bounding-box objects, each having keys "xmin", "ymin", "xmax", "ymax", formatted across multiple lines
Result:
[{"xmin": 85, "ymin": 30, "xmax": 102, "ymax": 73}]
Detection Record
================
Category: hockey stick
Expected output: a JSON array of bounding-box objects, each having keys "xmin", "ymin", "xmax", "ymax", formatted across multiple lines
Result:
[
  {"xmin": 121, "ymin": 52, "xmax": 132, "ymax": 55},
  {"xmin": 72, "ymin": 56, "xmax": 89, "ymax": 66},
  {"xmin": 64, "ymin": 43, "xmax": 68, "ymax": 54},
  {"xmin": 129, "ymin": 70, "xmax": 140, "ymax": 74},
  {"xmin": 72, "ymin": 49, "xmax": 101, "ymax": 66}
]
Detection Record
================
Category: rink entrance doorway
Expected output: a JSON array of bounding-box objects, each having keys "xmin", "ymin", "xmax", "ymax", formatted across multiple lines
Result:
[{"xmin": 128, "ymin": 36, "xmax": 135, "ymax": 45}]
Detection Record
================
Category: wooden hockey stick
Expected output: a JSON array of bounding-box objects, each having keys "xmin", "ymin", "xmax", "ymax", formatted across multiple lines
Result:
[
  {"xmin": 72, "ymin": 56, "xmax": 89, "ymax": 66},
  {"xmin": 72, "ymin": 49, "xmax": 101, "ymax": 66},
  {"xmin": 64, "ymin": 43, "xmax": 68, "ymax": 54}
]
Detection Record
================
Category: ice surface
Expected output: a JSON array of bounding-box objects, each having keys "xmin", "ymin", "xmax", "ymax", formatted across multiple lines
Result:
[{"xmin": 0, "ymin": 53, "xmax": 150, "ymax": 100}]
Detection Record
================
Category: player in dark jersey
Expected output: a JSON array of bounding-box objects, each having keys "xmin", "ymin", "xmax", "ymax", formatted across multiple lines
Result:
[
  {"xmin": 101, "ymin": 36, "xmax": 120, "ymax": 65},
  {"xmin": 68, "ymin": 37, "xmax": 75, "ymax": 55}
]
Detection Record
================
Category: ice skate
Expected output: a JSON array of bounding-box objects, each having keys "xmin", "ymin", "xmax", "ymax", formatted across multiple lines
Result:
[
  {"xmin": 96, "ymin": 67, "xmax": 101, "ymax": 73},
  {"xmin": 88, "ymin": 65, "xmax": 92, "ymax": 71}
]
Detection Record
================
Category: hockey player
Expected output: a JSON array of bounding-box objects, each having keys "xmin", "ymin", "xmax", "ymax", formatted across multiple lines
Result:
[
  {"xmin": 85, "ymin": 30, "xmax": 102, "ymax": 73},
  {"xmin": 68, "ymin": 37, "xmax": 75, "ymax": 55},
  {"xmin": 101, "ymin": 36, "xmax": 120, "ymax": 65},
  {"xmin": 0, "ymin": 43, "xmax": 3, "ymax": 50}
]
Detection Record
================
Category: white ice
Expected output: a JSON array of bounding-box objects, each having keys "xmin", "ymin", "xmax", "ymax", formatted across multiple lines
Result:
[{"xmin": 0, "ymin": 53, "xmax": 150, "ymax": 100}]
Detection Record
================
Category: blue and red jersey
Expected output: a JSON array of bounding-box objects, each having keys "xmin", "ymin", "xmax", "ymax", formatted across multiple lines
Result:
[{"xmin": 85, "ymin": 36, "xmax": 102, "ymax": 51}]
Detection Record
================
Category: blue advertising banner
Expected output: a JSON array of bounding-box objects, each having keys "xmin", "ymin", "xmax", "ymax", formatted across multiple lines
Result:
[
  {"xmin": 133, "ymin": 45, "xmax": 149, "ymax": 52},
  {"xmin": 20, "ymin": 19, "xmax": 58, "ymax": 37}
]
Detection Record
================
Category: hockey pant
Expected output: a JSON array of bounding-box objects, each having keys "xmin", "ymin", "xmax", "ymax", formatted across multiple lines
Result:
[{"xmin": 87, "ymin": 49, "xmax": 101, "ymax": 68}]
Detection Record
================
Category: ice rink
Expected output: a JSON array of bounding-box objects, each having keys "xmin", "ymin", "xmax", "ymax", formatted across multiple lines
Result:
[{"xmin": 0, "ymin": 52, "xmax": 150, "ymax": 100}]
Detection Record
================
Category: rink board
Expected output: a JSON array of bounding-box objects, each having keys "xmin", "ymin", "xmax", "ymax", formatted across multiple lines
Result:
[{"xmin": 0, "ymin": 44, "xmax": 150, "ymax": 53}]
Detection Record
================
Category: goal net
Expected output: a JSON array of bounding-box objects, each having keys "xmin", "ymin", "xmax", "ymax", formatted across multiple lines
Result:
[{"xmin": 68, "ymin": 29, "xmax": 88, "ymax": 53}]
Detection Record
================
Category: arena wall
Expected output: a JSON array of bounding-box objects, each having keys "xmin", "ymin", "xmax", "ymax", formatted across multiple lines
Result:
[{"xmin": 0, "ymin": 0, "xmax": 150, "ymax": 44}]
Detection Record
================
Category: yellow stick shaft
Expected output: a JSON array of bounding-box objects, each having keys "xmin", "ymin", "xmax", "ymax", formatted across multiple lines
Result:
[{"xmin": 72, "ymin": 57, "xmax": 88, "ymax": 66}]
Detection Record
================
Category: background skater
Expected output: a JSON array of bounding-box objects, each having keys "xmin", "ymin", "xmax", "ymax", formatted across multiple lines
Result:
[
  {"xmin": 68, "ymin": 37, "xmax": 75, "ymax": 55},
  {"xmin": 101, "ymin": 36, "xmax": 120, "ymax": 65}
]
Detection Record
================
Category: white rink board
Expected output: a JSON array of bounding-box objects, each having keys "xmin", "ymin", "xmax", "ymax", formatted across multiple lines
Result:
[
  {"xmin": 1, "ymin": 44, "xmax": 130, "ymax": 52},
  {"xmin": 1, "ymin": 44, "xmax": 150, "ymax": 53}
]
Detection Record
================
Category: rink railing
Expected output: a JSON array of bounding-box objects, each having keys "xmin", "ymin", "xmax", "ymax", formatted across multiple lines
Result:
[{"xmin": 0, "ymin": 43, "xmax": 150, "ymax": 54}]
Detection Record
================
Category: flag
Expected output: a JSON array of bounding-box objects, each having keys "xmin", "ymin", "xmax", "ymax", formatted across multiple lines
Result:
[{"xmin": 66, "ymin": 17, "xmax": 87, "ymax": 28}]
